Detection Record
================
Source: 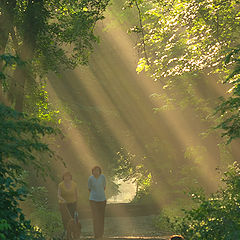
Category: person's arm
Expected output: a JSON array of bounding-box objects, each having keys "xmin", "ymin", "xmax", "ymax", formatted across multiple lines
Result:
[
  {"xmin": 103, "ymin": 175, "xmax": 106, "ymax": 191},
  {"xmin": 75, "ymin": 183, "xmax": 78, "ymax": 202},
  {"xmin": 88, "ymin": 177, "xmax": 91, "ymax": 192},
  {"xmin": 58, "ymin": 185, "xmax": 66, "ymax": 203}
]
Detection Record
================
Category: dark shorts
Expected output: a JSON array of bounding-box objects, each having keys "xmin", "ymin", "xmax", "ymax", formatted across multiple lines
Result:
[{"xmin": 66, "ymin": 202, "xmax": 77, "ymax": 218}]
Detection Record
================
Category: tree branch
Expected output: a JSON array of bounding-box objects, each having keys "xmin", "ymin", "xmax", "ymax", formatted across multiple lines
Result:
[{"xmin": 135, "ymin": 0, "xmax": 150, "ymax": 65}]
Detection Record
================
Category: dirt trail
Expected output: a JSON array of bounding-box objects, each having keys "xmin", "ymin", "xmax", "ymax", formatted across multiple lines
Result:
[
  {"xmin": 83, "ymin": 237, "xmax": 169, "ymax": 240},
  {"xmin": 80, "ymin": 215, "xmax": 171, "ymax": 240}
]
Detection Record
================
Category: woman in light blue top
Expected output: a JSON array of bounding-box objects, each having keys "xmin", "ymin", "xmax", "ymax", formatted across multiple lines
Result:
[{"xmin": 88, "ymin": 166, "xmax": 106, "ymax": 239}]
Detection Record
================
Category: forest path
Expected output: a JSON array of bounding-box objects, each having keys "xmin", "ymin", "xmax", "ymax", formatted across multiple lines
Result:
[
  {"xmin": 80, "ymin": 215, "xmax": 171, "ymax": 240},
  {"xmin": 83, "ymin": 237, "xmax": 170, "ymax": 240}
]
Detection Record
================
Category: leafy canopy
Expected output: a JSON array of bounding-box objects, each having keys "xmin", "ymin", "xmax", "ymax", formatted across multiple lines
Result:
[
  {"xmin": 0, "ymin": 0, "xmax": 110, "ymax": 113},
  {"xmin": 126, "ymin": 0, "xmax": 240, "ymax": 79}
]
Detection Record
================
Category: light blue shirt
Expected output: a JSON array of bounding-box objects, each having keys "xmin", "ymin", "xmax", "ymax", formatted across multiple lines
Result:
[{"xmin": 88, "ymin": 174, "xmax": 106, "ymax": 201}]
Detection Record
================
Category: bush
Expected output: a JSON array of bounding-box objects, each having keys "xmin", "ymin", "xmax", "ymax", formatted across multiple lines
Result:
[
  {"xmin": 0, "ymin": 166, "xmax": 44, "ymax": 240},
  {"xmin": 28, "ymin": 187, "xmax": 63, "ymax": 239},
  {"xmin": 174, "ymin": 162, "xmax": 240, "ymax": 239},
  {"xmin": 0, "ymin": 103, "xmax": 57, "ymax": 239},
  {"xmin": 154, "ymin": 211, "xmax": 174, "ymax": 234}
]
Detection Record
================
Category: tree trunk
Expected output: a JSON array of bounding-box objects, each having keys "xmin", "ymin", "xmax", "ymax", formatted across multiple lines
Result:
[
  {"xmin": 13, "ymin": 67, "xmax": 27, "ymax": 112},
  {"xmin": 0, "ymin": 14, "xmax": 11, "ymax": 104},
  {"xmin": 9, "ymin": 0, "xmax": 45, "ymax": 111},
  {"xmin": 0, "ymin": 1, "xmax": 16, "ymax": 105}
]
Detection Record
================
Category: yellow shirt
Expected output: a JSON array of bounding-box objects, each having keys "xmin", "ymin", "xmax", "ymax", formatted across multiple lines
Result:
[{"xmin": 58, "ymin": 181, "xmax": 77, "ymax": 203}]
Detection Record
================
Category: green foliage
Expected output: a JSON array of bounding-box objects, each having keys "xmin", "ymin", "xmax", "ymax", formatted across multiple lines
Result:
[
  {"xmin": 0, "ymin": 103, "xmax": 58, "ymax": 239},
  {"xmin": 0, "ymin": 103, "xmax": 57, "ymax": 173},
  {"xmin": 28, "ymin": 187, "xmax": 63, "ymax": 239},
  {"xmin": 0, "ymin": 220, "xmax": 11, "ymax": 240},
  {"xmin": 131, "ymin": 172, "xmax": 153, "ymax": 203},
  {"xmin": 174, "ymin": 162, "xmax": 240, "ymax": 239},
  {"xmin": 33, "ymin": 0, "xmax": 109, "ymax": 72},
  {"xmin": 127, "ymin": 0, "xmax": 240, "ymax": 79},
  {"xmin": 115, "ymin": 148, "xmax": 151, "ymax": 183},
  {"xmin": 215, "ymin": 46, "xmax": 240, "ymax": 142},
  {"xmin": 0, "ymin": 54, "xmax": 22, "ymax": 87},
  {"xmin": 25, "ymin": 84, "xmax": 60, "ymax": 122},
  {"xmin": 125, "ymin": 0, "xmax": 240, "ymax": 126},
  {"xmin": 1, "ymin": 0, "xmax": 110, "ymax": 112},
  {"xmin": 114, "ymin": 147, "xmax": 153, "ymax": 203},
  {"xmin": 0, "ymin": 54, "xmax": 22, "ymax": 75},
  {"xmin": 2, "ymin": 0, "xmax": 110, "ymax": 72},
  {"xmin": 114, "ymin": 140, "xmax": 207, "ymax": 204},
  {"xmin": 0, "ymin": 166, "xmax": 44, "ymax": 240},
  {"xmin": 154, "ymin": 211, "xmax": 173, "ymax": 234}
]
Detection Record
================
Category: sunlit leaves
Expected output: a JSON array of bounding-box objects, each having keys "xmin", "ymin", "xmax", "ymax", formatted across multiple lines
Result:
[
  {"xmin": 136, "ymin": 57, "xmax": 149, "ymax": 73},
  {"xmin": 125, "ymin": 0, "xmax": 240, "ymax": 142},
  {"xmin": 114, "ymin": 147, "xmax": 152, "ymax": 201},
  {"xmin": 175, "ymin": 162, "xmax": 240, "ymax": 239},
  {"xmin": 127, "ymin": 0, "xmax": 240, "ymax": 79},
  {"xmin": 25, "ymin": 85, "xmax": 60, "ymax": 122},
  {"xmin": 215, "ymin": 46, "xmax": 240, "ymax": 142}
]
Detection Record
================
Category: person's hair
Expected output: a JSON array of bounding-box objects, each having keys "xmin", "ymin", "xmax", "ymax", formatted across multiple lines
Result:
[
  {"xmin": 169, "ymin": 235, "xmax": 184, "ymax": 240},
  {"xmin": 62, "ymin": 171, "xmax": 72, "ymax": 180},
  {"xmin": 92, "ymin": 166, "xmax": 102, "ymax": 175}
]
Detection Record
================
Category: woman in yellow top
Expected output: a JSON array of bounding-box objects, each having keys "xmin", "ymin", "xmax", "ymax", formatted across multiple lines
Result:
[{"xmin": 58, "ymin": 171, "xmax": 78, "ymax": 230}]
